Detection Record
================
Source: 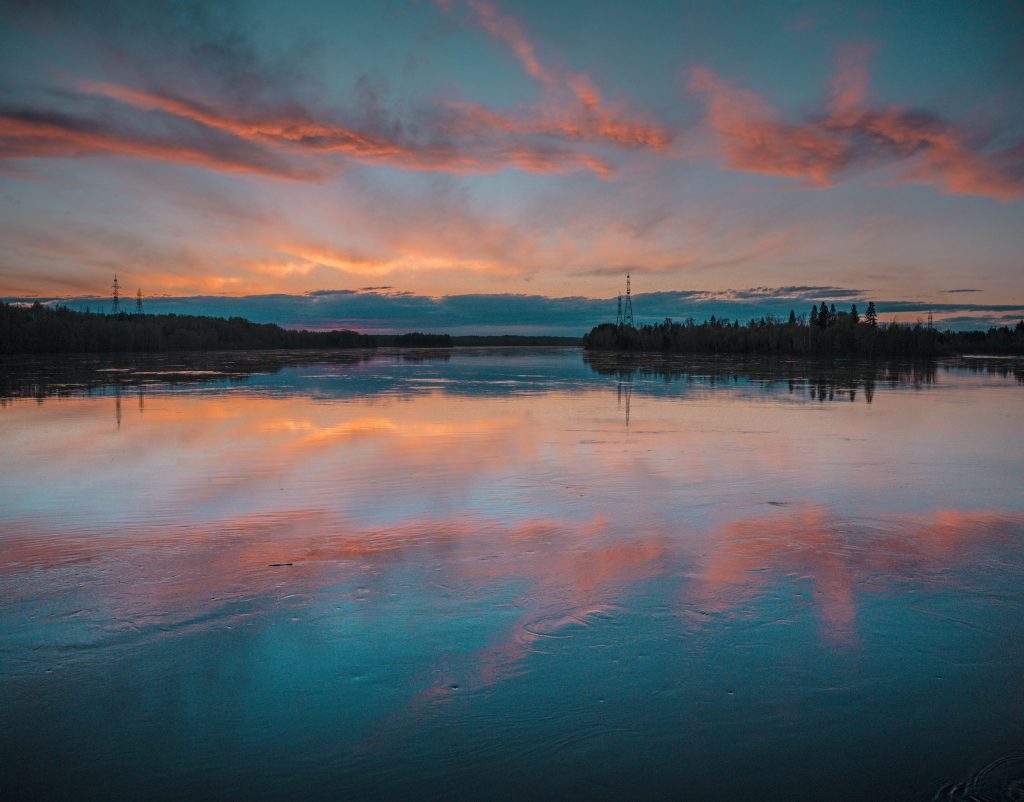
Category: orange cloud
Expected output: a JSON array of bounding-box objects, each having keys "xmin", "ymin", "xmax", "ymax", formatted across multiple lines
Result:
[
  {"xmin": 827, "ymin": 109, "xmax": 1024, "ymax": 199},
  {"xmin": 468, "ymin": 0, "xmax": 556, "ymax": 89},
  {"xmin": 688, "ymin": 66, "xmax": 852, "ymax": 186},
  {"xmin": 688, "ymin": 55, "xmax": 1024, "ymax": 200},
  {"xmin": 0, "ymin": 110, "xmax": 314, "ymax": 180},
  {"xmin": 439, "ymin": 0, "xmax": 672, "ymax": 153},
  {"xmin": 828, "ymin": 45, "xmax": 873, "ymax": 123},
  {"xmin": 72, "ymin": 79, "xmax": 612, "ymax": 177}
]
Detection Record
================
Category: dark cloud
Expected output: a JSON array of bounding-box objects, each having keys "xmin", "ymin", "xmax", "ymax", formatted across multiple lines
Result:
[
  {"xmin": 932, "ymin": 314, "xmax": 1024, "ymax": 329},
  {"xmin": 12, "ymin": 288, "xmax": 1022, "ymax": 334},
  {"xmin": 4, "ymin": 0, "xmax": 320, "ymax": 106},
  {"xmin": 942, "ymin": 288, "xmax": 982, "ymax": 294},
  {"xmin": 716, "ymin": 286, "xmax": 865, "ymax": 301}
]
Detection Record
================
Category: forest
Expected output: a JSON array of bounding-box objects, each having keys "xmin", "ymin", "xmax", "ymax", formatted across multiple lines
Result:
[
  {"xmin": 0, "ymin": 302, "xmax": 588, "ymax": 354},
  {"xmin": 0, "ymin": 302, "xmax": 375, "ymax": 354},
  {"xmin": 584, "ymin": 302, "xmax": 1024, "ymax": 357}
]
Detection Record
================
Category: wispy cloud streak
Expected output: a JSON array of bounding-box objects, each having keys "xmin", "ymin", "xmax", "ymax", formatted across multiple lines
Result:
[
  {"xmin": 688, "ymin": 50, "xmax": 1024, "ymax": 199},
  {"xmin": 0, "ymin": 106, "xmax": 315, "ymax": 179},
  {"xmin": 438, "ymin": 0, "xmax": 672, "ymax": 153}
]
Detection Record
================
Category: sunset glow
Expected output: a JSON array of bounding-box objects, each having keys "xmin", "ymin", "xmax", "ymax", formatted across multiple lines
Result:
[{"xmin": 1, "ymin": 1, "xmax": 1021, "ymax": 331}]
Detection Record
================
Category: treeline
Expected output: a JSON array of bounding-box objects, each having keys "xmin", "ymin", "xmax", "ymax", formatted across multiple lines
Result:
[
  {"xmin": 452, "ymin": 335, "xmax": 580, "ymax": 346},
  {"xmin": 375, "ymin": 332, "xmax": 454, "ymax": 347},
  {"xmin": 378, "ymin": 334, "xmax": 581, "ymax": 346},
  {"xmin": 0, "ymin": 302, "xmax": 589, "ymax": 354},
  {"xmin": 0, "ymin": 302, "xmax": 374, "ymax": 354},
  {"xmin": 584, "ymin": 302, "xmax": 1024, "ymax": 357}
]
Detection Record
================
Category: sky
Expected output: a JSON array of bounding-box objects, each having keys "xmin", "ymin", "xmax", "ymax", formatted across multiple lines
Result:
[{"xmin": 1, "ymin": 0, "xmax": 1022, "ymax": 333}]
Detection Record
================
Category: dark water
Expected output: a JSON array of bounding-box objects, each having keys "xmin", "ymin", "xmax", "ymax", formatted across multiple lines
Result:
[{"xmin": 2, "ymin": 349, "xmax": 1023, "ymax": 801}]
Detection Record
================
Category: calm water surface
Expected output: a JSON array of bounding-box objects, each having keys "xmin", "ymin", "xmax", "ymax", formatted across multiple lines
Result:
[{"xmin": 2, "ymin": 349, "xmax": 1023, "ymax": 800}]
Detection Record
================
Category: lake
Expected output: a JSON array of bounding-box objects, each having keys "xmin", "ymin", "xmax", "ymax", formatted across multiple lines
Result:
[{"xmin": 2, "ymin": 349, "xmax": 1023, "ymax": 800}]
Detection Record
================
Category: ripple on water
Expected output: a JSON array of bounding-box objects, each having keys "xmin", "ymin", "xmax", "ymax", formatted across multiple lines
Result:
[
  {"xmin": 932, "ymin": 754, "xmax": 1024, "ymax": 802},
  {"xmin": 519, "ymin": 605, "xmax": 620, "ymax": 641}
]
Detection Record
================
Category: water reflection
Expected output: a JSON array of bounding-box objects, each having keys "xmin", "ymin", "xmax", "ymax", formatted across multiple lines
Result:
[
  {"xmin": 2, "ymin": 349, "xmax": 1024, "ymax": 799},
  {"xmin": 3, "ymin": 349, "xmax": 1022, "ymax": 406},
  {"xmin": 687, "ymin": 505, "xmax": 1022, "ymax": 644},
  {"xmin": 583, "ymin": 351, "xmax": 954, "ymax": 404},
  {"xmin": 0, "ymin": 349, "xmax": 376, "ymax": 401}
]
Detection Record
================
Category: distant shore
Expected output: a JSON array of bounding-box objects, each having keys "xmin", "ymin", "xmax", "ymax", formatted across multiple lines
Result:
[
  {"xmin": 584, "ymin": 306, "xmax": 1024, "ymax": 358},
  {"xmin": 6, "ymin": 300, "xmax": 1022, "ymax": 357},
  {"xmin": 0, "ymin": 301, "xmax": 581, "ymax": 354}
]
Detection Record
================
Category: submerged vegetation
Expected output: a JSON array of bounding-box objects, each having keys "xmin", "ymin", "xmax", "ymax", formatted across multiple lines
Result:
[{"xmin": 585, "ymin": 302, "xmax": 1024, "ymax": 357}]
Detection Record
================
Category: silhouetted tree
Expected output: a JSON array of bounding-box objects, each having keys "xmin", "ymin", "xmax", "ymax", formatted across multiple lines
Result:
[
  {"xmin": 866, "ymin": 301, "xmax": 878, "ymax": 327},
  {"xmin": 788, "ymin": 310, "xmax": 797, "ymax": 325},
  {"xmin": 389, "ymin": 333, "xmax": 453, "ymax": 347},
  {"xmin": 0, "ymin": 302, "xmax": 376, "ymax": 354},
  {"xmin": 582, "ymin": 308, "xmax": 1022, "ymax": 357},
  {"xmin": 850, "ymin": 304, "xmax": 859, "ymax": 325}
]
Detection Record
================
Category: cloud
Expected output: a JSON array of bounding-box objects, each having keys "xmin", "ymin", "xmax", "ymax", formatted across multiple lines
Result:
[
  {"xmin": 0, "ymin": 1, "xmax": 624, "ymax": 178},
  {"xmin": 687, "ymin": 50, "xmax": 1024, "ymax": 199},
  {"xmin": 577, "ymin": 230, "xmax": 796, "ymax": 276},
  {"xmin": 73, "ymin": 79, "xmax": 613, "ymax": 176},
  {"xmin": 0, "ymin": 0, "xmax": 676, "ymax": 180},
  {"xmin": 431, "ymin": 0, "xmax": 673, "ymax": 152},
  {"xmin": 5, "ymin": 1, "xmax": 1018, "ymax": 201},
  {"xmin": 12, "ymin": 287, "xmax": 1023, "ymax": 334},
  {"xmin": 0, "ymin": 105, "xmax": 315, "ymax": 179},
  {"xmin": 0, "ymin": 85, "xmax": 613, "ymax": 179},
  {"xmin": 688, "ymin": 66, "xmax": 850, "ymax": 186}
]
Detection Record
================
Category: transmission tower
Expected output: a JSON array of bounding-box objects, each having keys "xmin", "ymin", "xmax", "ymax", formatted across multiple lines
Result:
[
  {"xmin": 623, "ymin": 272, "xmax": 634, "ymax": 327},
  {"xmin": 927, "ymin": 310, "xmax": 933, "ymax": 329},
  {"xmin": 615, "ymin": 294, "xmax": 623, "ymax": 326},
  {"xmin": 111, "ymin": 274, "xmax": 121, "ymax": 314},
  {"xmin": 136, "ymin": 288, "xmax": 144, "ymax": 314}
]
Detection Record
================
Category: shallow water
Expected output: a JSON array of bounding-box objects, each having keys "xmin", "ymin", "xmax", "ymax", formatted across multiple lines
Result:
[{"xmin": 2, "ymin": 349, "xmax": 1023, "ymax": 800}]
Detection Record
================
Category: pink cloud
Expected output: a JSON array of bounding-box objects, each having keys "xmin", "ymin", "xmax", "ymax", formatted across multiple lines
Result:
[
  {"xmin": 0, "ymin": 110, "xmax": 315, "ymax": 180},
  {"xmin": 688, "ymin": 66, "xmax": 850, "ymax": 186},
  {"xmin": 441, "ymin": 0, "xmax": 672, "ymax": 152},
  {"xmin": 72, "ymin": 79, "xmax": 612, "ymax": 177},
  {"xmin": 688, "ymin": 52, "xmax": 1024, "ymax": 200}
]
